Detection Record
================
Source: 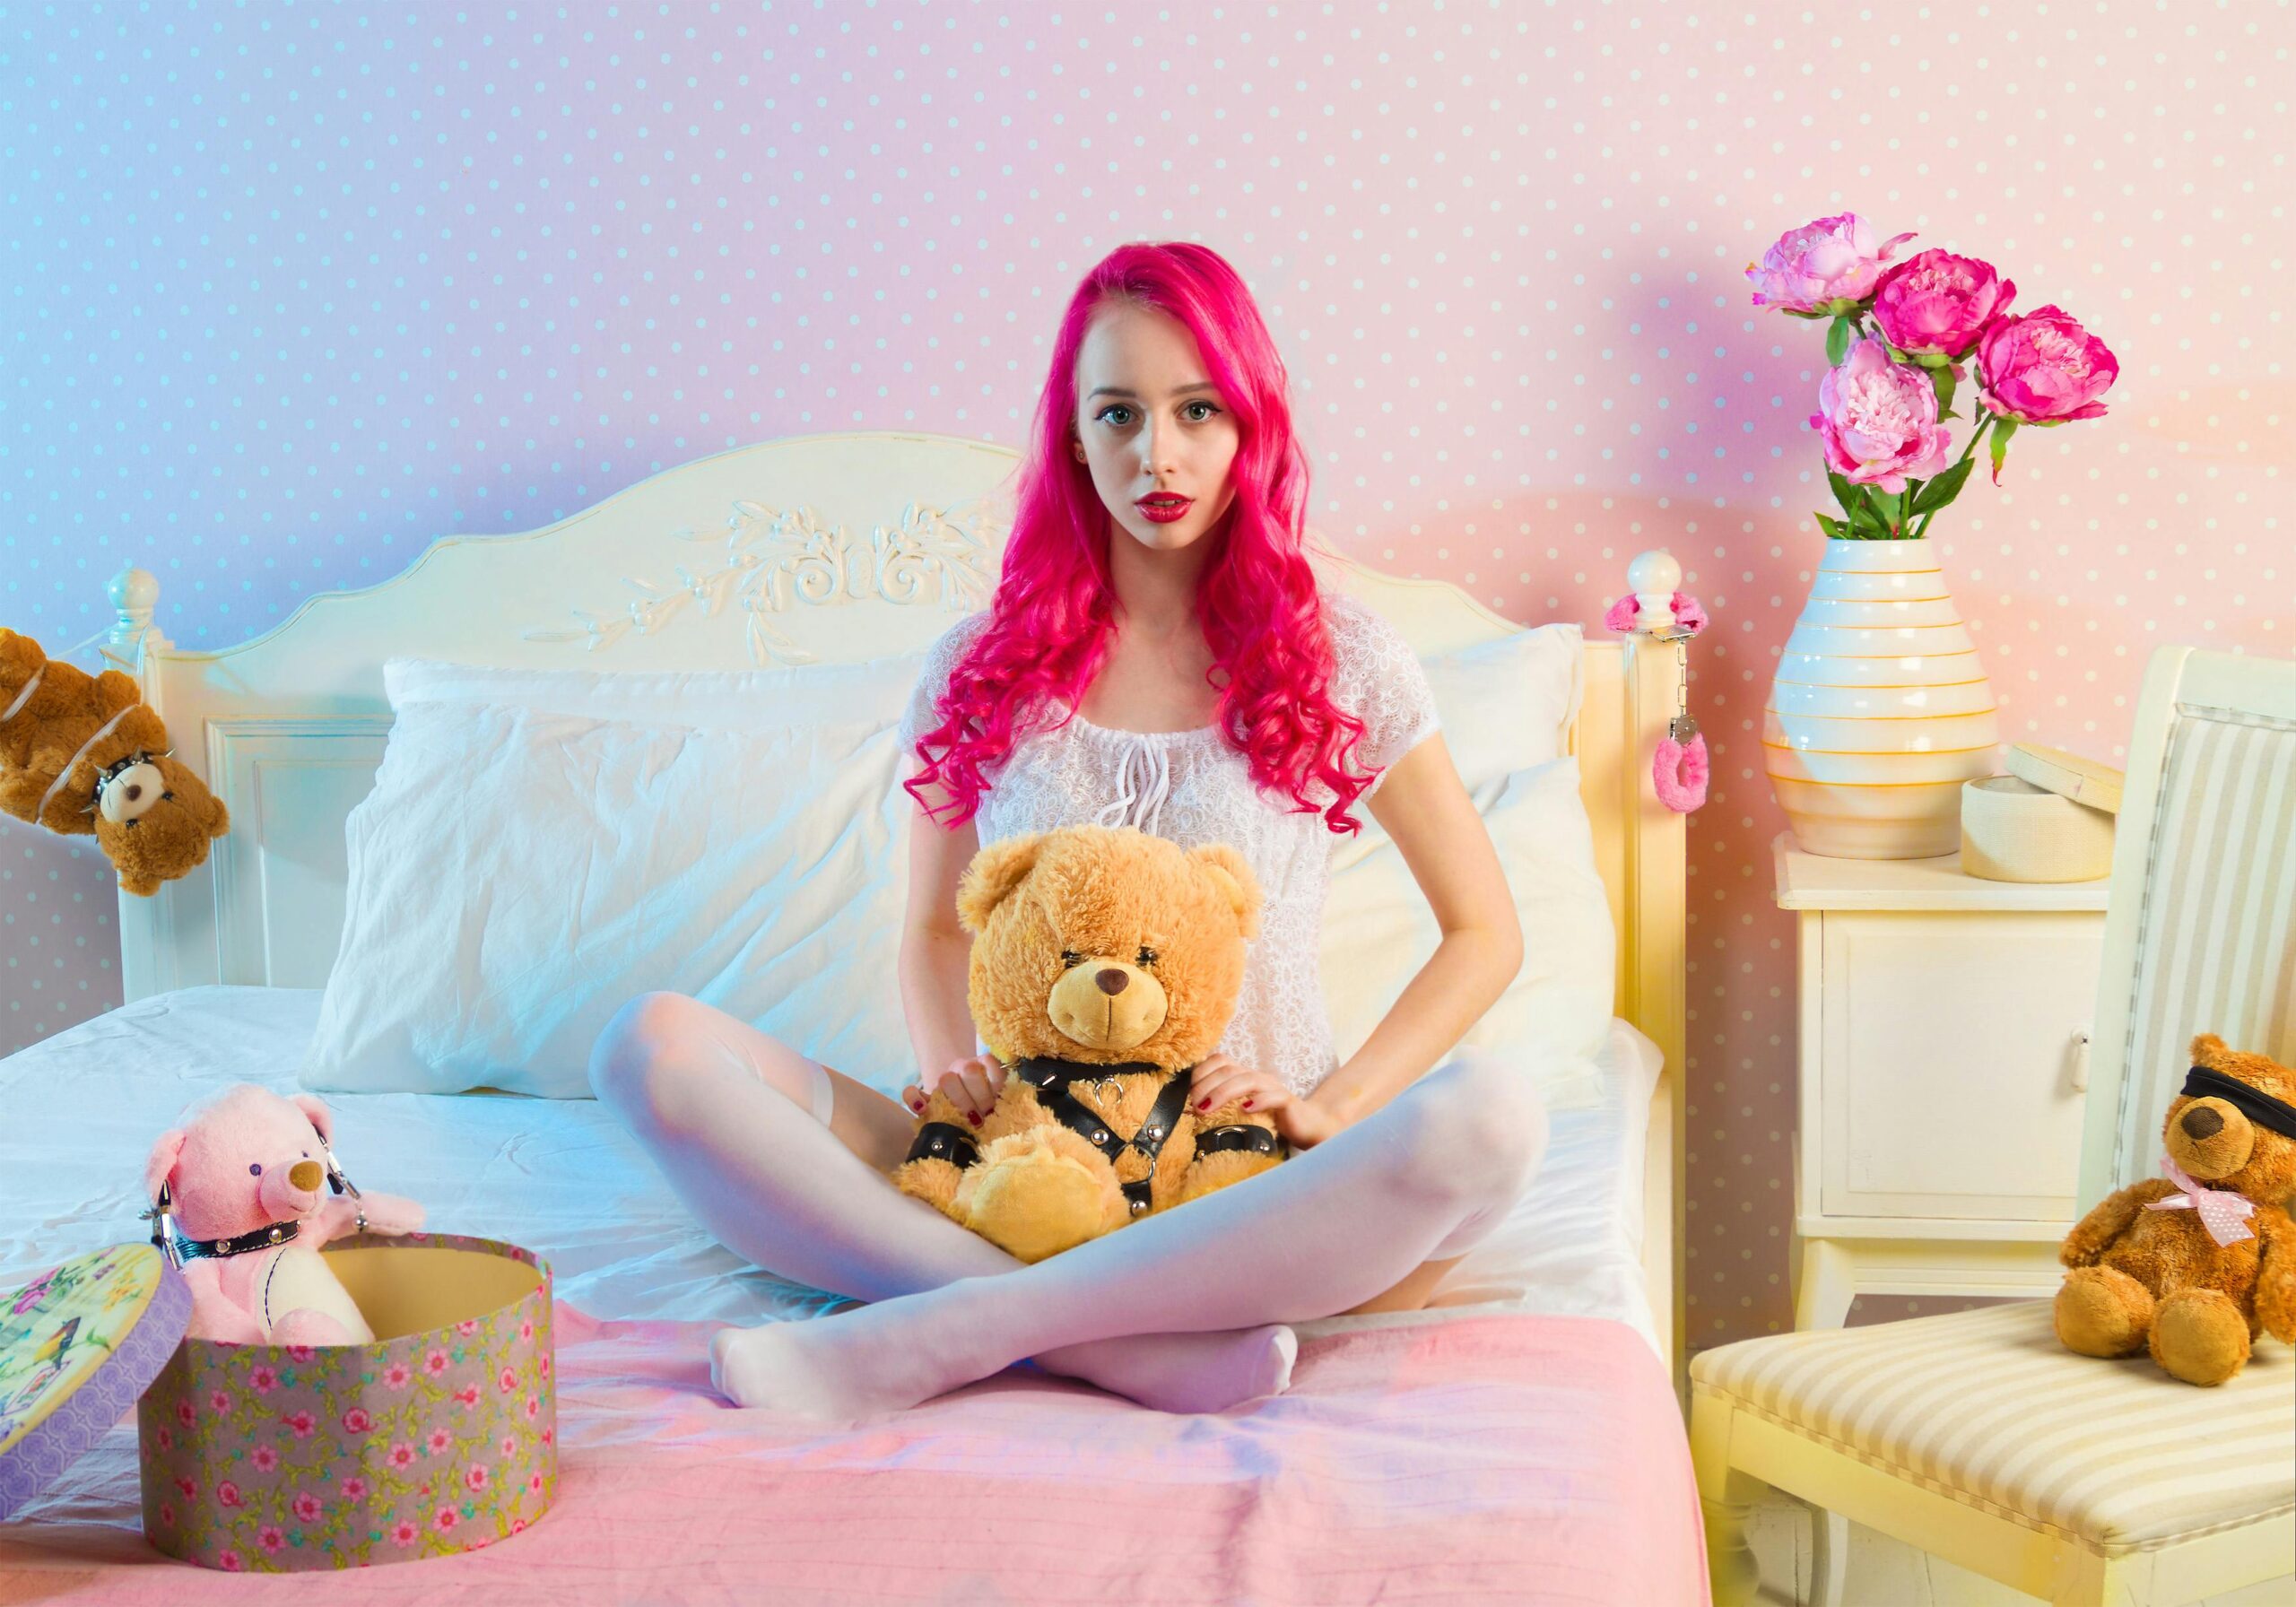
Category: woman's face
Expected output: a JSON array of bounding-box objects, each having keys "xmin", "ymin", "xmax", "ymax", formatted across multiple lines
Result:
[{"xmin": 1071, "ymin": 300, "xmax": 1242, "ymax": 558}]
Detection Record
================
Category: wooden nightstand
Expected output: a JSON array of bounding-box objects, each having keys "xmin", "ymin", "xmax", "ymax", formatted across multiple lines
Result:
[{"xmin": 1773, "ymin": 831, "xmax": 2112, "ymax": 1330}]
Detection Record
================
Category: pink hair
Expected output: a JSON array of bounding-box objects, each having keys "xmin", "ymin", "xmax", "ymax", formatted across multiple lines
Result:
[{"xmin": 904, "ymin": 241, "xmax": 1380, "ymax": 836}]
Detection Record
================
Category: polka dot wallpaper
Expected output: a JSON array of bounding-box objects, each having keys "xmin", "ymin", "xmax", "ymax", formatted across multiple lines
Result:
[{"xmin": 2, "ymin": 2, "xmax": 2286, "ymax": 1349}]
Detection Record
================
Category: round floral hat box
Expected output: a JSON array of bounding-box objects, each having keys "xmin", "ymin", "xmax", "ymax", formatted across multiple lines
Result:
[
  {"xmin": 137, "ymin": 1232, "xmax": 559, "ymax": 1572},
  {"xmin": 1, "ymin": 1244, "xmax": 193, "ymax": 1524}
]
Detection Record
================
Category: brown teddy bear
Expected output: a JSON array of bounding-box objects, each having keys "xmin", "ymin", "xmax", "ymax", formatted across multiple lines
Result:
[
  {"xmin": 0, "ymin": 627, "xmax": 230, "ymax": 895},
  {"xmin": 2055, "ymin": 1032, "xmax": 2296, "ymax": 1385},
  {"xmin": 890, "ymin": 823, "xmax": 1288, "ymax": 1264}
]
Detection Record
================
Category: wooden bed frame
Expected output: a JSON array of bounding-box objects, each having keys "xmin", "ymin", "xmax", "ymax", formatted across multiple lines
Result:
[{"xmin": 85, "ymin": 430, "xmax": 1692, "ymax": 1407}]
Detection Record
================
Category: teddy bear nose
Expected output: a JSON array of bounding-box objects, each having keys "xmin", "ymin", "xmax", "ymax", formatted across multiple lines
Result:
[
  {"xmin": 2181, "ymin": 1104, "xmax": 2225, "ymax": 1142},
  {"xmin": 1094, "ymin": 968, "xmax": 1129, "ymax": 996},
  {"xmin": 287, "ymin": 1160, "xmax": 324, "ymax": 1192}
]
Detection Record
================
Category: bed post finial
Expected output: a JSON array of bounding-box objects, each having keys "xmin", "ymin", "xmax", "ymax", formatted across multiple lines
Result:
[
  {"xmin": 103, "ymin": 566, "xmax": 170, "ymax": 669},
  {"xmin": 1626, "ymin": 551, "xmax": 1683, "ymax": 628}
]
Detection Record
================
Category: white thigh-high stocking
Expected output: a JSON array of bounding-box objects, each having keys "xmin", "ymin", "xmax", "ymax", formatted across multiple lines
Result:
[
  {"xmin": 709, "ymin": 1048, "xmax": 1550, "ymax": 1420},
  {"xmin": 588, "ymin": 995, "xmax": 1298, "ymax": 1414}
]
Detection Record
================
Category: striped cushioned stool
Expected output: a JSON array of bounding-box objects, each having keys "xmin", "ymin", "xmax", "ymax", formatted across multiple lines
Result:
[{"xmin": 1692, "ymin": 1300, "xmax": 2293, "ymax": 1603}]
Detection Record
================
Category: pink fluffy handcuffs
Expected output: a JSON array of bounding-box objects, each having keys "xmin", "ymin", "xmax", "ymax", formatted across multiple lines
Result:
[{"xmin": 1602, "ymin": 555, "xmax": 1709, "ymax": 813}]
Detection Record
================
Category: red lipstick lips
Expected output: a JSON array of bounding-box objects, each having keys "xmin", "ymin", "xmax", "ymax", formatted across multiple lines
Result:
[{"xmin": 1135, "ymin": 493, "xmax": 1192, "ymax": 524}]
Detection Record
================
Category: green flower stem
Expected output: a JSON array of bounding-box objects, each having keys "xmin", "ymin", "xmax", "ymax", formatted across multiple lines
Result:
[{"xmin": 1909, "ymin": 407, "xmax": 1994, "ymax": 540}]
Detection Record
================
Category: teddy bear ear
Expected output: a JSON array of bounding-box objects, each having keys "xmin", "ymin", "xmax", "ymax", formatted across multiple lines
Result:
[
  {"xmin": 955, "ymin": 832, "xmax": 1047, "ymax": 934},
  {"xmin": 2190, "ymin": 1032, "xmax": 2229, "ymax": 1064},
  {"xmin": 144, "ymin": 1129, "xmax": 188, "ymax": 1204},
  {"xmin": 289, "ymin": 1092, "xmax": 335, "ymax": 1145},
  {"xmin": 1188, "ymin": 842, "xmax": 1263, "ymax": 942}
]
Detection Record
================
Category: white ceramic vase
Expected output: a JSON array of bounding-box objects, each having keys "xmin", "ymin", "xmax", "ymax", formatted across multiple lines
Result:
[{"xmin": 1763, "ymin": 537, "xmax": 2000, "ymax": 859}]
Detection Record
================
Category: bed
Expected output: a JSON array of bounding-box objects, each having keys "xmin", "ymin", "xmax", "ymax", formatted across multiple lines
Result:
[{"xmin": 0, "ymin": 431, "xmax": 1705, "ymax": 1603}]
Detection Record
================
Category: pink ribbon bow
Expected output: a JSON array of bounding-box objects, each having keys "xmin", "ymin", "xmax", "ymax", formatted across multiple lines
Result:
[{"xmin": 2144, "ymin": 1154, "xmax": 2257, "ymax": 1247}]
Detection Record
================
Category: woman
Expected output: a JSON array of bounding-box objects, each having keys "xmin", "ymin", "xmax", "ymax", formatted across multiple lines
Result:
[{"xmin": 591, "ymin": 241, "xmax": 1544, "ymax": 1419}]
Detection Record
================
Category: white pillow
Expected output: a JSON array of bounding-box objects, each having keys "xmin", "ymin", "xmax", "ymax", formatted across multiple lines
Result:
[
  {"xmin": 302, "ymin": 654, "xmax": 932, "ymax": 1101},
  {"xmin": 1422, "ymin": 622, "xmax": 1583, "ymax": 786},
  {"xmin": 1319, "ymin": 755, "xmax": 1616, "ymax": 1111}
]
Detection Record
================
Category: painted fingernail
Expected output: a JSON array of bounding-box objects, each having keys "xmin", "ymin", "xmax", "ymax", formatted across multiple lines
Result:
[
  {"xmin": 1196, "ymin": 1099, "xmax": 1210, "ymax": 1110},
  {"xmin": 969, "ymin": 1113, "xmax": 983, "ymax": 1127},
  {"xmin": 1242, "ymin": 1099, "xmax": 1255, "ymax": 1109}
]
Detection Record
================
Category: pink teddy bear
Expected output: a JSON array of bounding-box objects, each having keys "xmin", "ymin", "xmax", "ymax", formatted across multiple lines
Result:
[{"xmin": 144, "ymin": 1083, "xmax": 424, "ymax": 1346}]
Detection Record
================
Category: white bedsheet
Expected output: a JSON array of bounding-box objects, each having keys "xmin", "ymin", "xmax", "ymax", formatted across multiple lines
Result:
[{"xmin": 0, "ymin": 986, "xmax": 1660, "ymax": 1356}]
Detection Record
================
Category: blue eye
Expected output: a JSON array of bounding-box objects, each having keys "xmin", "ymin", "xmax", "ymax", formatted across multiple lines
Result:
[{"xmin": 248, "ymin": 1163, "xmax": 263, "ymax": 1177}]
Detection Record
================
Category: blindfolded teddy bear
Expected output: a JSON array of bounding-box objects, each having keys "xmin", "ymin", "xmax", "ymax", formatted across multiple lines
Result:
[
  {"xmin": 890, "ymin": 823, "xmax": 1288, "ymax": 1264},
  {"xmin": 2055, "ymin": 1032, "xmax": 2296, "ymax": 1385},
  {"xmin": 0, "ymin": 627, "xmax": 230, "ymax": 895}
]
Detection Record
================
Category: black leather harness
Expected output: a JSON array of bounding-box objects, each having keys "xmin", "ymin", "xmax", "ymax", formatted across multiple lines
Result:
[{"xmin": 903, "ymin": 1055, "xmax": 1284, "ymax": 1220}]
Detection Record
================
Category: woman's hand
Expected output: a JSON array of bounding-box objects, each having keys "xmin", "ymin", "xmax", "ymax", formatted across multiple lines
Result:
[
  {"xmin": 898, "ymin": 1053, "xmax": 1007, "ymax": 1128},
  {"xmin": 1186, "ymin": 1053, "xmax": 1336, "ymax": 1151}
]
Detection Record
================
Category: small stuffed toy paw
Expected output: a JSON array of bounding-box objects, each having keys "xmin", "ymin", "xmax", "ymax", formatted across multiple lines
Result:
[{"xmin": 955, "ymin": 1127, "xmax": 1130, "ymax": 1264}]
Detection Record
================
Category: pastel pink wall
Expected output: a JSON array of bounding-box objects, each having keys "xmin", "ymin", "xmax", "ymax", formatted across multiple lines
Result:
[{"xmin": 2, "ymin": 4, "xmax": 2285, "ymax": 1350}]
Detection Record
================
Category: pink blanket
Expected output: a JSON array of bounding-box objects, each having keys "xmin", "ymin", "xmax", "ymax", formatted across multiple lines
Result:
[{"xmin": 0, "ymin": 1306, "xmax": 1708, "ymax": 1605}]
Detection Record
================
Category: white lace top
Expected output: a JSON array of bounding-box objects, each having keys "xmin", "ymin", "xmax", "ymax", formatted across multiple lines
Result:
[{"xmin": 898, "ymin": 591, "xmax": 1441, "ymax": 1098}]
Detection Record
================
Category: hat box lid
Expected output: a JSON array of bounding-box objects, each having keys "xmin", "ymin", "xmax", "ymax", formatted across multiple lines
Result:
[
  {"xmin": 0, "ymin": 1244, "xmax": 190, "ymax": 1522},
  {"xmin": 2005, "ymin": 742, "xmax": 2125, "ymax": 815}
]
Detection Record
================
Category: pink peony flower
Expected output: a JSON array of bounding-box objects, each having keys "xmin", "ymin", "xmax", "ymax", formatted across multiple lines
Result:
[
  {"xmin": 518, "ymin": 1319, "xmax": 534, "ymax": 1343},
  {"xmin": 251, "ymin": 1445, "xmax": 279, "ymax": 1473},
  {"xmin": 466, "ymin": 1465, "xmax": 489, "ymax": 1490},
  {"xmin": 1870, "ymin": 248, "xmax": 2015, "ymax": 357},
  {"xmin": 512, "ymin": 1516, "xmax": 529, "ymax": 1533},
  {"xmin": 159, "ymin": 1502, "xmax": 177, "ymax": 1527},
  {"xmin": 428, "ymin": 1428, "xmax": 452, "ymax": 1455},
  {"xmin": 218, "ymin": 1550, "xmax": 245, "ymax": 1572},
  {"xmin": 283, "ymin": 1410, "xmax": 317, "ymax": 1440},
  {"xmin": 1809, "ymin": 338, "xmax": 1952, "ymax": 495},
  {"xmin": 527, "ymin": 1472, "xmax": 544, "ymax": 1494},
  {"xmin": 174, "ymin": 1400, "xmax": 196, "ymax": 1428},
  {"xmin": 424, "ymin": 1348, "xmax": 450, "ymax": 1377},
  {"xmin": 381, "ymin": 1360, "xmax": 413, "ymax": 1390},
  {"xmin": 249, "ymin": 1366, "xmax": 278, "ymax": 1394},
  {"xmin": 389, "ymin": 1442, "xmax": 416, "ymax": 1470},
  {"xmin": 498, "ymin": 1367, "xmax": 519, "ymax": 1394},
  {"xmin": 174, "ymin": 1475, "xmax": 198, "ymax": 1500},
  {"xmin": 208, "ymin": 1389, "xmax": 234, "ymax": 1415},
  {"xmin": 524, "ymin": 1394, "xmax": 540, "ymax": 1421},
  {"xmin": 500, "ymin": 1436, "xmax": 517, "ymax": 1460},
  {"xmin": 285, "ymin": 1344, "xmax": 315, "ymax": 1364},
  {"xmin": 155, "ymin": 1426, "xmax": 173, "ymax": 1453},
  {"xmin": 434, "ymin": 1505, "xmax": 459, "ymax": 1533},
  {"xmin": 1976, "ymin": 304, "xmax": 2118, "ymax": 437},
  {"xmin": 539, "ymin": 1354, "xmax": 552, "ymax": 1381},
  {"xmin": 217, "ymin": 1481, "xmax": 243, "ymax": 1508},
  {"xmin": 541, "ymin": 1427, "xmax": 553, "ymax": 1448},
  {"xmin": 258, "ymin": 1524, "xmax": 285, "ymax": 1554},
  {"xmin": 393, "ymin": 1520, "xmax": 420, "ymax": 1546},
  {"xmin": 1747, "ymin": 213, "xmax": 1919, "ymax": 314},
  {"xmin": 341, "ymin": 1407, "xmax": 374, "ymax": 1435},
  {"xmin": 293, "ymin": 1491, "xmax": 324, "ymax": 1524},
  {"xmin": 343, "ymin": 1477, "xmax": 369, "ymax": 1502},
  {"xmin": 455, "ymin": 1385, "xmax": 482, "ymax": 1410}
]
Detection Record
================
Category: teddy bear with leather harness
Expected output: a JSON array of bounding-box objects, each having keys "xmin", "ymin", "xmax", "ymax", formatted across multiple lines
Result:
[
  {"xmin": 0, "ymin": 627, "xmax": 230, "ymax": 895},
  {"xmin": 2055, "ymin": 1032, "xmax": 2296, "ymax": 1385},
  {"xmin": 889, "ymin": 822, "xmax": 1288, "ymax": 1264}
]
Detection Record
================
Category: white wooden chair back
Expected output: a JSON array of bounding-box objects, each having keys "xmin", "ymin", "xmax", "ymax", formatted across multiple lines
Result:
[{"xmin": 2077, "ymin": 645, "xmax": 2296, "ymax": 1212}]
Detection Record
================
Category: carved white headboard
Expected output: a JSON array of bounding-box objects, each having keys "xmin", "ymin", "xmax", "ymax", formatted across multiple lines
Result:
[{"xmin": 93, "ymin": 429, "xmax": 1690, "ymax": 1398}]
